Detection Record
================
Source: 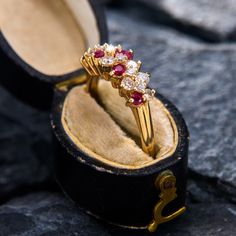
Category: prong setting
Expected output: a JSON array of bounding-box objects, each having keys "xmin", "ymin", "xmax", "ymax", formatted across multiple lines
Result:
[{"xmin": 80, "ymin": 43, "xmax": 156, "ymax": 107}]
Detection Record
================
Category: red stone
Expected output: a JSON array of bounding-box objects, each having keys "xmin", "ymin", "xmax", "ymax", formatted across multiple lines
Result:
[
  {"xmin": 131, "ymin": 92, "xmax": 144, "ymax": 105},
  {"xmin": 112, "ymin": 64, "xmax": 126, "ymax": 76},
  {"xmin": 122, "ymin": 50, "xmax": 133, "ymax": 60},
  {"xmin": 94, "ymin": 49, "xmax": 105, "ymax": 58},
  {"xmin": 115, "ymin": 49, "xmax": 133, "ymax": 60}
]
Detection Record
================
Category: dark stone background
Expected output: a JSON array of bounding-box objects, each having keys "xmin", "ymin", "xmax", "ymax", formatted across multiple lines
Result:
[{"xmin": 0, "ymin": 1, "xmax": 235, "ymax": 235}]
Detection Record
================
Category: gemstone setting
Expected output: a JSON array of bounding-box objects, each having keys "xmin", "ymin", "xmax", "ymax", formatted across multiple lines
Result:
[
  {"xmin": 100, "ymin": 57, "xmax": 114, "ymax": 66},
  {"xmin": 105, "ymin": 44, "xmax": 116, "ymax": 54},
  {"xmin": 112, "ymin": 64, "xmax": 126, "ymax": 76},
  {"xmin": 83, "ymin": 43, "xmax": 156, "ymax": 107},
  {"xmin": 115, "ymin": 52, "xmax": 127, "ymax": 61},
  {"xmin": 126, "ymin": 60, "xmax": 138, "ymax": 75},
  {"xmin": 115, "ymin": 49, "xmax": 133, "ymax": 60},
  {"xmin": 122, "ymin": 50, "xmax": 133, "ymax": 60},
  {"xmin": 121, "ymin": 77, "xmax": 135, "ymax": 90},
  {"xmin": 136, "ymin": 72, "xmax": 150, "ymax": 84},
  {"xmin": 131, "ymin": 92, "xmax": 144, "ymax": 106},
  {"xmin": 143, "ymin": 89, "xmax": 155, "ymax": 101},
  {"xmin": 94, "ymin": 49, "xmax": 105, "ymax": 58},
  {"xmin": 135, "ymin": 82, "xmax": 146, "ymax": 92}
]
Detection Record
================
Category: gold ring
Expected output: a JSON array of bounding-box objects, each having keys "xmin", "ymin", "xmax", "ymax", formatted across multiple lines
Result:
[{"xmin": 80, "ymin": 43, "xmax": 158, "ymax": 158}]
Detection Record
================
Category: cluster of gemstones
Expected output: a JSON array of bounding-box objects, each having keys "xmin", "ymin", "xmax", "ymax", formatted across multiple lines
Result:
[{"xmin": 85, "ymin": 43, "xmax": 155, "ymax": 107}]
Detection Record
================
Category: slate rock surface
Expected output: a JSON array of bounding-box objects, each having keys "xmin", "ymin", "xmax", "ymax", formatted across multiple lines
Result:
[
  {"xmin": 108, "ymin": 10, "xmax": 236, "ymax": 199},
  {"xmin": 0, "ymin": 192, "xmax": 109, "ymax": 236},
  {"xmin": 0, "ymin": 192, "xmax": 235, "ymax": 236},
  {"xmin": 135, "ymin": 0, "xmax": 236, "ymax": 42}
]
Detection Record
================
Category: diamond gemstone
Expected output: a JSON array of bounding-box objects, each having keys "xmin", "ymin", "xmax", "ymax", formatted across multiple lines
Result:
[
  {"xmin": 136, "ymin": 72, "xmax": 150, "ymax": 84},
  {"xmin": 127, "ymin": 60, "xmax": 138, "ymax": 68},
  {"xmin": 121, "ymin": 77, "xmax": 134, "ymax": 90},
  {"xmin": 100, "ymin": 57, "xmax": 114, "ymax": 66},
  {"xmin": 105, "ymin": 44, "xmax": 116, "ymax": 54},
  {"xmin": 126, "ymin": 60, "xmax": 138, "ymax": 75},
  {"xmin": 115, "ymin": 52, "xmax": 127, "ymax": 61},
  {"xmin": 136, "ymin": 83, "xmax": 146, "ymax": 92}
]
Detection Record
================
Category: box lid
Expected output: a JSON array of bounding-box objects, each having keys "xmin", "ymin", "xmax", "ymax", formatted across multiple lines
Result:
[{"xmin": 0, "ymin": 0, "xmax": 108, "ymax": 109}]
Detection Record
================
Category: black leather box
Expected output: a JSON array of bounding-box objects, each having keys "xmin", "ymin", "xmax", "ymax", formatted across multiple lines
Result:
[{"xmin": 0, "ymin": 0, "xmax": 189, "ymax": 232}]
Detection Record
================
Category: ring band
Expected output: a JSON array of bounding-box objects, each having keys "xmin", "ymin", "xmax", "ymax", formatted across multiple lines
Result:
[{"xmin": 80, "ymin": 43, "xmax": 158, "ymax": 158}]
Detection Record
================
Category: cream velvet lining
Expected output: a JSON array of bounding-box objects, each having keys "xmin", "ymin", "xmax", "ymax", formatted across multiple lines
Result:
[
  {"xmin": 62, "ymin": 81, "xmax": 178, "ymax": 169},
  {"xmin": 0, "ymin": 0, "xmax": 99, "ymax": 75}
]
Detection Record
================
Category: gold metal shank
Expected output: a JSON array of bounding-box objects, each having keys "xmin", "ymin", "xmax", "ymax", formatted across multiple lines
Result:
[{"xmin": 131, "ymin": 103, "xmax": 158, "ymax": 157}]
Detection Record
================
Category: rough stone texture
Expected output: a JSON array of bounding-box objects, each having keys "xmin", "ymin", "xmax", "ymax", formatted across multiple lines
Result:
[
  {"xmin": 0, "ymin": 86, "xmax": 54, "ymax": 202},
  {"xmin": 136, "ymin": 0, "xmax": 236, "ymax": 42},
  {"xmin": 0, "ymin": 192, "xmax": 235, "ymax": 236},
  {"xmin": 0, "ymin": 192, "xmax": 109, "ymax": 236},
  {"xmin": 108, "ymin": 10, "xmax": 236, "ymax": 199}
]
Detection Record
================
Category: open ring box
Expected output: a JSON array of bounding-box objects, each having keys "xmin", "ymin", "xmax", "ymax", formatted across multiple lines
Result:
[{"xmin": 0, "ymin": 0, "xmax": 189, "ymax": 232}]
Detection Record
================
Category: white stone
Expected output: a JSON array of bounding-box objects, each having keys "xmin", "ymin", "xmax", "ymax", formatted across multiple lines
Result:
[
  {"xmin": 115, "ymin": 52, "xmax": 127, "ymax": 61},
  {"xmin": 127, "ymin": 60, "xmax": 138, "ymax": 69},
  {"xmin": 105, "ymin": 44, "xmax": 116, "ymax": 54},
  {"xmin": 126, "ymin": 60, "xmax": 138, "ymax": 75},
  {"xmin": 100, "ymin": 57, "xmax": 114, "ymax": 66},
  {"xmin": 136, "ymin": 83, "xmax": 146, "ymax": 92},
  {"xmin": 136, "ymin": 72, "xmax": 150, "ymax": 84},
  {"xmin": 126, "ymin": 68, "xmax": 136, "ymax": 76},
  {"xmin": 121, "ymin": 77, "xmax": 135, "ymax": 90}
]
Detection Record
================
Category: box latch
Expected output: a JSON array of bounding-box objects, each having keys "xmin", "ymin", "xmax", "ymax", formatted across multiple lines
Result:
[{"xmin": 148, "ymin": 170, "xmax": 186, "ymax": 232}]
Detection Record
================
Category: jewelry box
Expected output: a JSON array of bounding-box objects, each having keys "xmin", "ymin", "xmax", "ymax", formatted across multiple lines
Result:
[{"xmin": 0, "ymin": 0, "xmax": 189, "ymax": 232}]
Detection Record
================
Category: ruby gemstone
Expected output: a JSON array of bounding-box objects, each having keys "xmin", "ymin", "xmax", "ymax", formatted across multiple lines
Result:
[
  {"xmin": 115, "ymin": 49, "xmax": 133, "ymax": 60},
  {"xmin": 131, "ymin": 92, "xmax": 144, "ymax": 105},
  {"xmin": 122, "ymin": 50, "xmax": 133, "ymax": 60},
  {"xmin": 112, "ymin": 64, "xmax": 126, "ymax": 76},
  {"xmin": 94, "ymin": 49, "xmax": 105, "ymax": 58}
]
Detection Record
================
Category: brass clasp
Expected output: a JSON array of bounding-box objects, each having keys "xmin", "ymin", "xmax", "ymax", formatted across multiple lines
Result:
[{"xmin": 148, "ymin": 170, "xmax": 186, "ymax": 232}]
